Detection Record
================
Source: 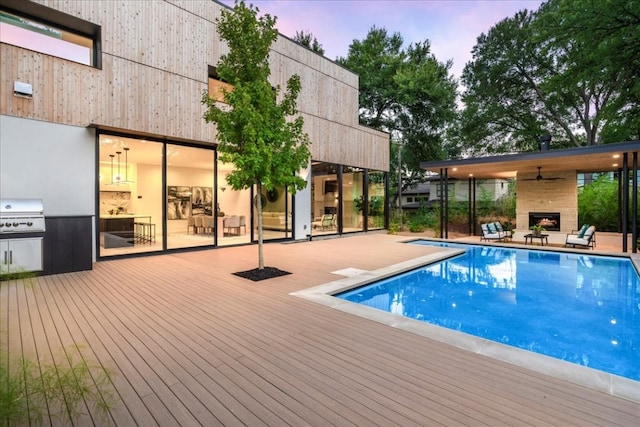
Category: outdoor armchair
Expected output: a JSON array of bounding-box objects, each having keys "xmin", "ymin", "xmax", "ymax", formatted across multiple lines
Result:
[{"xmin": 565, "ymin": 225, "xmax": 596, "ymax": 249}]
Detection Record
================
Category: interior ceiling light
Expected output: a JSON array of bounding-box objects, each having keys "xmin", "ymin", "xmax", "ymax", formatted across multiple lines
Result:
[{"xmin": 108, "ymin": 147, "xmax": 134, "ymax": 185}]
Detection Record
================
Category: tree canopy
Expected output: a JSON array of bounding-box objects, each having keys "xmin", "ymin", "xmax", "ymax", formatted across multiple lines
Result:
[
  {"xmin": 202, "ymin": 0, "xmax": 311, "ymax": 269},
  {"xmin": 336, "ymin": 27, "xmax": 457, "ymax": 197},
  {"xmin": 460, "ymin": 0, "xmax": 640, "ymax": 155},
  {"xmin": 292, "ymin": 30, "xmax": 325, "ymax": 55}
]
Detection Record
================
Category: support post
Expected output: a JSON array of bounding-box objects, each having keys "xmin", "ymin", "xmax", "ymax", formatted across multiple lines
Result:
[
  {"xmin": 633, "ymin": 152, "xmax": 638, "ymax": 253},
  {"xmin": 439, "ymin": 168, "xmax": 444, "ymax": 238},
  {"xmin": 468, "ymin": 177, "xmax": 472, "ymax": 235},
  {"xmin": 622, "ymin": 153, "xmax": 629, "ymax": 252},
  {"xmin": 444, "ymin": 168, "xmax": 449, "ymax": 239}
]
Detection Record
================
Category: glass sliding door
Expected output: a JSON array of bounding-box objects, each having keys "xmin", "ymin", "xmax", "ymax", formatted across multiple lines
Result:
[
  {"xmin": 342, "ymin": 166, "xmax": 365, "ymax": 233},
  {"xmin": 310, "ymin": 161, "xmax": 339, "ymax": 236},
  {"xmin": 367, "ymin": 170, "xmax": 386, "ymax": 230},
  {"xmin": 166, "ymin": 145, "xmax": 215, "ymax": 249},
  {"xmin": 254, "ymin": 185, "xmax": 291, "ymax": 240},
  {"xmin": 217, "ymin": 162, "xmax": 252, "ymax": 246},
  {"xmin": 99, "ymin": 135, "xmax": 164, "ymax": 256}
]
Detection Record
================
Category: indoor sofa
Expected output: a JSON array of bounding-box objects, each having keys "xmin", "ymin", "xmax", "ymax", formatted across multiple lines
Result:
[{"xmin": 262, "ymin": 211, "xmax": 291, "ymax": 231}]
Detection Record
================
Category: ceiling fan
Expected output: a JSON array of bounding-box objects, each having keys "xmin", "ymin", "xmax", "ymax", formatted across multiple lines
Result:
[{"xmin": 522, "ymin": 166, "xmax": 564, "ymax": 181}]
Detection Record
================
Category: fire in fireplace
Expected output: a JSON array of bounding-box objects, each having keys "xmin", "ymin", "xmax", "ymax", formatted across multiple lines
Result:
[{"xmin": 529, "ymin": 212, "xmax": 561, "ymax": 231}]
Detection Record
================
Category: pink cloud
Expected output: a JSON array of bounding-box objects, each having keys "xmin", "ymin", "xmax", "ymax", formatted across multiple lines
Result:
[{"xmin": 221, "ymin": 0, "xmax": 544, "ymax": 79}]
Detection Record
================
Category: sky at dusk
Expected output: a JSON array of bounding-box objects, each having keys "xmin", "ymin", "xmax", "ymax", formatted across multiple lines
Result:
[{"xmin": 220, "ymin": 0, "xmax": 544, "ymax": 81}]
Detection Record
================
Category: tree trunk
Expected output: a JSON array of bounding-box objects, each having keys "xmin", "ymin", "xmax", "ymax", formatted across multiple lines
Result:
[{"xmin": 256, "ymin": 180, "xmax": 264, "ymax": 269}]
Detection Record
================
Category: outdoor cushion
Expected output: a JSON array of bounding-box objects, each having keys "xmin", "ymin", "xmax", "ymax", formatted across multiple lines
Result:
[
  {"xmin": 565, "ymin": 226, "xmax": 596, "ymax": 249},
  {"xmin": 494, "ymin": 222, "xmax": 504, "ymax": 232},
  {"xmin": 487, "ymin": 223, "xmax": 496, "ymax": 234},
  {"xmin": 578, "ymin": 223, "xmax": 590, "ymax": 238}
]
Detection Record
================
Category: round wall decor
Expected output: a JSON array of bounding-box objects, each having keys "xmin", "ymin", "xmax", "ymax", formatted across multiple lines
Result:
[{"xmin": 266, "ymin": 188, "xmax": 279, "ymax": 203}]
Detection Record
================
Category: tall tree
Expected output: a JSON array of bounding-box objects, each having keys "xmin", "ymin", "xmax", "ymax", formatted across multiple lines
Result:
[
  {"xmin": 537, "ymin": 0, "xmax": 640, "ymax": 142},
  {"xmin": 292, "ymin": 30, "xmax": 325, "ymax": 55},
  {"xmin": 460, "ymin": 1, "xmax": 639, "ymax": 155},
  {"xmin": 337, "ymin": 27, "xmax": 457, "ymax": 200},
  {"xmin": 460, "ymin": 11, "xmax": 554, "ymax": 155},
  {"xmin": 202, "ymin": 0, "xmax": 311, "ymax": 271}
]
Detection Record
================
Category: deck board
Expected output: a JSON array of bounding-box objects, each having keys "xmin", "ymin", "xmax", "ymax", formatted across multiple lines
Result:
[{"xmin": 2, "ymin": 233, "xmax": 639, "ymax": 425}]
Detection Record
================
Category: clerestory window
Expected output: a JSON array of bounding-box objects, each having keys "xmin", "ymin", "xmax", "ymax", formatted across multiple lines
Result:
[
  {"xmin": 208, "ymin": 66, "xmax": 233, "ymax": 104},
  {"xmin": 0, "ymin": 1, "xmax": 100, "ymax": 67}
]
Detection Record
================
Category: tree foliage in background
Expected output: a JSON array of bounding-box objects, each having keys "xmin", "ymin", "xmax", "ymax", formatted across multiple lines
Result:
[
  {"xmin": 576, "ymin": 174, "xmax": 639, "ymax": 233},
  {"xmin": 292, "ymin": 30, "xmax": 325, "ymax": 55},
  {"xmin": 538, "ymin": 0, "xmax": 640, "ymax": 143},
  {"xmin": 460, "ymin": 0, "xmax": 640, "ymax": 156},
  {"xmin": 202, "ymin": 0, "xmax": 311, "ymax": 270},
  {"xmin": 336, "ymin": 27, "xmax": 457, "ymax": 196}
]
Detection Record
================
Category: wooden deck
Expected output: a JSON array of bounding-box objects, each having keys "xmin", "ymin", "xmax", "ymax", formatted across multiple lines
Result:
[{"xmin": 2, "ymin": 233, "xmax": 639, "ymax": 426}]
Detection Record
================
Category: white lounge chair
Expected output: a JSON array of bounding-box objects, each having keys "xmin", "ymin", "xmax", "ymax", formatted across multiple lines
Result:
[
  {"xmin": 565, "ymin": 225, "xmax": 596, "ymax": 249},
  {"xmin": 480, "ymin": 222, "xmax": 509, "ymax": 242}
]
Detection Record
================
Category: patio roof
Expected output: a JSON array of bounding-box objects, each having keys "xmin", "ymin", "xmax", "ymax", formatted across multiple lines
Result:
[{"xmin": 420, "ymin": 140, "xmax": 640, "ymax": 180}]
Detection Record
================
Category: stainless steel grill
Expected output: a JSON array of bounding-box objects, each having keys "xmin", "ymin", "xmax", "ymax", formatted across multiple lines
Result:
[
  {"xmin": 0, "ymin": 198, "xmax": 46, "ymax": 234},
  {"xmin": 1, "ymin": 198, "xmax": 45, "ymax": 275}
]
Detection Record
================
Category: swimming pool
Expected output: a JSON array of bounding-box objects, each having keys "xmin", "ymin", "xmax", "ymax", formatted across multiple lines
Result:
[{"xmin": 336, "ymin": 242, "xmax": 640, "ymax": 384}]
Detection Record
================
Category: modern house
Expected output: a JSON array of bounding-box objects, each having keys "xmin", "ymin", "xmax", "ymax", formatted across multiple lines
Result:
[{"xmin": 0, "ymin": 0, "xmax": 389, "ymax": 276}]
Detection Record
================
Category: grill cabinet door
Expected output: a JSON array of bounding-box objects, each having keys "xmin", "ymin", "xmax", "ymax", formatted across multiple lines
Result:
[{"xmin": 0, "ymin": 238, "xmax": 43, "ymax": 274}]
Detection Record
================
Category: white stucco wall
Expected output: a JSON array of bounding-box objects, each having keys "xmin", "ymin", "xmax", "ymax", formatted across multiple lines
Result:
[
  {"xmin": 0, "ymin": 115, "xmax": 95, "ymax": 215},
  {"xmin": 294, "ymin": 164, "xmax": 312, "ymax": 240}
]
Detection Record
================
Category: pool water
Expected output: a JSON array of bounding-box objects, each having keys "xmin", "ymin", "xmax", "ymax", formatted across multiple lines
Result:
[{"xmin": 336, "ymin": 242, "xmax": 640, "ymax": 382}]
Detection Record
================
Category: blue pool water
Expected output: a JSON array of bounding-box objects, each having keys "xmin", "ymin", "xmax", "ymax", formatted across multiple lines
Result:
[{"xmin": 336, "ymin": 242, "xmax": 640, "ymax": 382}]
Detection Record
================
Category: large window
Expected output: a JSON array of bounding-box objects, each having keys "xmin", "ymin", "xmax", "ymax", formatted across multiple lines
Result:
[
  {"xmin": 217, "ymin": 162, "xmax": 252, "ymax": 246},
  {"xmin": 342, "ymin": 166, "xmax": 364, "ymax": 233},
  {"xmin": 0, "ymin": 3, "xmax": 100, "ymax": 67},
  {"xmin": 208, "ymin": 66, "xmax": 233, "ymax": 103},
  {"xmin": 166, "ymin": 145, "xmax": 214, "ymax": 250},
  {"xmin": 256, "ymin": 185, "xmax": 291, "ymax": 241},
  {"xmin": 367, "ymin": 170, "xmax": 386, "ymax": 230},
  {"xmin": 311, "ymin": 162, "xmax": 339, "ymax": 236},
  {"xmin": 99, "ymin": 136, "xmax": 164, "ymax": 256}
]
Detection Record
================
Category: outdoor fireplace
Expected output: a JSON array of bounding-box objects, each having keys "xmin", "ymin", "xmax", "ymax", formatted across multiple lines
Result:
[{"xmin": 529, "ymin": 212, "xmax": 560, "ymax": 231}]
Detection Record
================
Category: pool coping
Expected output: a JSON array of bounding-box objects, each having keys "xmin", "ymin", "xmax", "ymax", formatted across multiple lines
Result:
[{"xmin": 290, "ymin": 242, "xmax": 640, "ymax": 404}]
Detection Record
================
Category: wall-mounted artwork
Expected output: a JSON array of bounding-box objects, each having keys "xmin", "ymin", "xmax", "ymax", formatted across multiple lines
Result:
[
  {"xmin": 100, "ymin": 191, "xmax": 131, "ymax": 215},
  {"xmin": 191, "ymin": 186, "xmax": 213, "ymax": 216},
  {"xmin": 167, "ymin": 186, "xmax": 213, "ymax": 219},
  {"xmin": 167, "ymin": 186, "xmax": 191, "ymax": 219}
]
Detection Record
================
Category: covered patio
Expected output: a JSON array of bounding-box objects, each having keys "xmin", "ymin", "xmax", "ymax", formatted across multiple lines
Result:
[{"xmin": 420, "ymin": 140, "xmax": 639, "ymax": 253}]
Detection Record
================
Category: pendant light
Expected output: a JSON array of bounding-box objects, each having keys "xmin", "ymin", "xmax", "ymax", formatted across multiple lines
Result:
[
  {"xmin": 109, "ymin": 154, "xmax": 115, "ymax": 185},
  {"xmin": 119, "ymin": 147, "xmax": 134, "ymax": 184},
  {"xmin": 107, "ymin": 147, "xmax": 134, "ymax": 185}
]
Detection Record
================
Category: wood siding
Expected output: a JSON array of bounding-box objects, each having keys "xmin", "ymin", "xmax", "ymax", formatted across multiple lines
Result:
[{"xmin": 1, "ymin": 0, "xmax": 388, "ymax": 170}]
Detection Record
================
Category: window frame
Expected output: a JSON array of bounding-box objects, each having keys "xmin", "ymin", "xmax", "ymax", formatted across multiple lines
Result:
[
  {"xmin": 207, "ymin": 65, "xmax": 233, "ymax": 104},
  {"xmin": 0, "ymin": 0, "xmax": 101, "ymax": 68}
]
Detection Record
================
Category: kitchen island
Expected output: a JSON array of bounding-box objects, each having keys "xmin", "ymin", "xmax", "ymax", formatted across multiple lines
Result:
[{"xmin": 99, "ymin": 215, "xmax": 152, "ymax": 248}]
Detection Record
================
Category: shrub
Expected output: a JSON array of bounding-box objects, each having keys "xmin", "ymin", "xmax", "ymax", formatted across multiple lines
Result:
[
  {"xmin": 578, "ymin": 175, "xmax": 619, "ymax": 231},
  {"xmin": 1, "ymin": 277, "xmax": 117, "ymax": 425}
]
